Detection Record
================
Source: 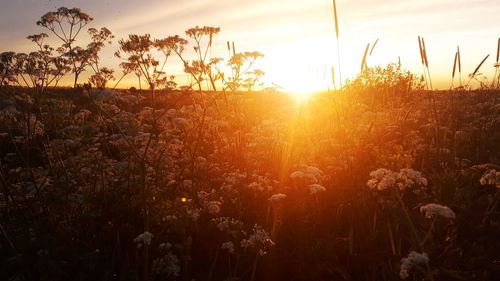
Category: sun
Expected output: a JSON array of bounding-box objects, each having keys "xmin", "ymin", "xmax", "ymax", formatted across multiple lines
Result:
[
  {"xmin": 260, "ymin": 56, "xmax": 329, "ymax": 102},
  {"xmin": 258, "ymin": 39, "xmax": 339, "ymax": 101}
]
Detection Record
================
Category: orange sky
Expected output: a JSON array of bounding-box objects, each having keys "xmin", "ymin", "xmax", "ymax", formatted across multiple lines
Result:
[{"xmin": 1, "ymin": 0, "xmax": 499, "ymax": 92}]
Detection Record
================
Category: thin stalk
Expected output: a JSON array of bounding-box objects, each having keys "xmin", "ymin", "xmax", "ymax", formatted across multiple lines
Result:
[{"xmin": 333, "ymin": 0, "xmax": 343, "ymax": 90}]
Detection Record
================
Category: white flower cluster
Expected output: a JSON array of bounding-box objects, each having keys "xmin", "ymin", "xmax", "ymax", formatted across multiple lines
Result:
[
  {"xmin": 186, "ymin": 208, "xmax": 201, "ymax": 222},
  {"xmin": 73, "ymin": 109, "xmax": 92, "ymax": 124},
  {"xmin": 197, "ymin": 190, "xmax": 223, "ymax": 215},
  {"xmin": 367, "ymin": 168, "xmax": 396, "ymax": 191},
  {"xmin": 247, "ymin": 174, "xmax": 273, "ymax": 192},
  {"xmin": 268, "ymin": 193, "xmax": 287, "ymax": 202},
  {"xmin": 420, "ymin": 203, "xmax": 456, "ymax": 219},
  {"xmin": 397, "ymin": 169, "xmax": 428, "ymax": 190},
  {"xmin": 307, "ymin": 184, "xmax": 326, "ymax": 195},
  {"xmin": 240, "ymin": 224, "xmax": 274, "ymax": 256},
  {"xmin": 134, "ymin": 231, "xmax": 153, "ymax": 248},
  {"xmin": 206, "ymin": 200, "xmax": 222, "ymax": 215},
  {"xmin": 480, "ymin": 169, "xmax": 500, "ymax": 188},
  {"xmin": 290, "ymin": 165, "xmax": 324, "ymax": 182},
  {"xmin": 152, "ymin": 243, "xmax": 180, "ymax": 277},
  {"xmin": 221, "ymin": 241, "xmax": 235, "ymax": 253},
  {"xmin": 367, "ymin": 168, "xmax": 428, "ymax": 191},
  {"xmin": 212, "ymin": 217, "xmax": 242, "ymax": 232},
  {"xmin": 400, "ymin": 251, "xmax": 429, "ymax": 279}
]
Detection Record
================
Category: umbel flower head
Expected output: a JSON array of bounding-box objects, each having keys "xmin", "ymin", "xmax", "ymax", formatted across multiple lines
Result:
[
  {"xmin": 308, "ymin": 184, "xmax": 326, "ymax": 195},
  {"xmin": 268, "ymin": 193, "xmax": 287, "ymax": 202},
  {"xmin": 480, "ymin": 169, "xmax": 500, "ymax": 188},
  {"xmin": 400, "ymin": 251, "xmax": 429, "ymax": 279},
  {"xmin": 367, "ymin": 168, "xmax": 427, "ymax": 191},
  {"xmin": 134, "ymin": 231, "xmax": 153, "ymax": 248},
  {"xmin": 420, "ymin": 203, "xmax": 456, "ymax": 219}
]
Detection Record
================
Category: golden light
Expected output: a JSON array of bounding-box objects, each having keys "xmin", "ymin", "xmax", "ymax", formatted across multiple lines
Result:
[
  {"xmin": 258, "ymin": 35, "xmax": 392, "ymax": 99},
  {"xmin": 181, "ymin": 197, "xmax": 187, "ymax": 203}
]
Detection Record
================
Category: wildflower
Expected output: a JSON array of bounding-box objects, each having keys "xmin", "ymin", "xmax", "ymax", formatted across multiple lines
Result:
[
  {"xmin": 268, "ymin": 193, "xmax": 287, "ymax": 202},
  {"xmin": 420, "ymin": 203, "xmax": 456, "ymax": 219},
  {"xmin": 240, "ymin": 224, "xmax": 274, "ymax": 255},
  {"xmin": 480, "ymin": 169, "xmax": 500, "ymax": 188},
  {"xmin": 397, "ymin": 168, "xmax": 428, "ymax": 190},
  {"xmin": 186, "ymin": 208, "xmax": 201, "ymax": 221},
  {"xmin": 290, "ymin": 170, "xmax": 305, "ymax": 179},
  {"xmin": 290, "ymin": 165, "xmax": 324, "ymax": 182},
  {"xmin": 247, "ymin": 175, "xmax": 273, "ymax": 191},
  {"xmin": 367, "ymin": 168, "xmax": 396, "ymax": 191},
  {"xmin": 367, "ymin": 168, "xmax": 427, "ymax": 191},
  {"xmin": 213, "ymin": 217, "xmax": 242, "ymax": 232},
  {"xmin": 158, "ymin": 242, "xmax": 172, "ymax": 251},
  {"xmin": 152, "ymin": 246, "xmax": 180, "ymax": 277},
  {"xmin": 305, "ymin": 165, "xmax": 323, "ymax": 178},
  {"xmin": 308, "ymin": 184, "xmax": 326, "ymax": 195},
  {"xmin": 172, "ymin": 117, "xmax": 188, "ymax": 127},
  {"xmin": 221, "ymin": 241, "xmax": 235, "ymax": 253},
  {"xmin": 400, "ymin": 251, "xmax": 429, "ymax": 279},
  {"xmin": 206, "ymin": 200, "xmax": 222, "ymax": 215},
  {"xmin": 74, "ymin": 109, "xmax": 92, "ymax": 123},
  {"xmin": 134, "ymin": 231, "xmax": 153, "ymax": 248}
]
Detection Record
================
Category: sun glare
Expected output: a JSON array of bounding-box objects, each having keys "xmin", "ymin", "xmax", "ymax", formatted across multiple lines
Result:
[{"xmin": 259, "ymin": 43, "xmax": 334, "ymax": 102}]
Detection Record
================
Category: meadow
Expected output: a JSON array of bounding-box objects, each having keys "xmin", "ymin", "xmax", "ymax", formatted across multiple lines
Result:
[{"xmin": 1, "ymin": 6, "xmax": 500, "ymax": 281}]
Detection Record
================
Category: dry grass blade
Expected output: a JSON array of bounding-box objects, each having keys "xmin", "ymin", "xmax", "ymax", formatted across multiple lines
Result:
[
  {"xmin": 452, "ymin": 51, "xmax": 458, "ymax": 79},
  {"xmin": 226, "ymin": 41, "xmax": 230, "ymax": 52},
  {"xmin": 496, "ymin": 37, "xmax": 500, "ymax": 63},
  {"xmin": 361, "ymin": 43, "xmax": 370, "ymax": 72},
  {"xmin": 418, "ymin": 36, "xmax": 424, "ymax": 65},
  {"xmin": 333, "ymin": 0, "xmax": 339, "ymax": 39},
  {"xmin": 467, "ymin": 54, "xmax": 490, "ymax": 87},
  {"xmin": 331, "ymin": 65, "xmax": 335, "ymax": 86},
  {"xmin": 369, "ymin": 38, "xmax": 379, "ymax": 56},
  {"xmin": 471, "ymin": 54, "xmax": 489, "ymax": 78},
  {"xmin": 332, "ymin": 0, "xmax": 342, "ymax": 89},
  {"xmin": 232, "ymin": 41, "xmax": 236, "ymax": 56},
  {"xmin": 457, "ymin": 46, "xmax": 461, "ymax": 73},
  {"xmin": 422, "ymin": 37, "xmax": 429, "ymax": 68}
]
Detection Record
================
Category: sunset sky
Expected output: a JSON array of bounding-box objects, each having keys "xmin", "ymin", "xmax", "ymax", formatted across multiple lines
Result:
[{"xmin": 1, "ymin": 0, "xmax": 499, "ymax": 91}]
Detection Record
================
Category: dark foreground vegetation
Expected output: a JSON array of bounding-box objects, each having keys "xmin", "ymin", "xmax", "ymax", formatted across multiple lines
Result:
[{"xmin": 1, "ymin": 76, "xmax": 500, "ymax": 281}]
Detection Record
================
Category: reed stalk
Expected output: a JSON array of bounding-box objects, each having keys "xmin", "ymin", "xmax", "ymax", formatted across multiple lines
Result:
[
  {"xmin": 492, "ymin": 38, "xmax": 500, "ymax": 88},
  {"xmin": 418, "ymin": 36, "xmax": 429, "ymax": 90},
  {"xmin": 333, "ymin": 0, "xmax": 343, "ymax": 90},
  {"xmin": 361, "ymin": 43, "xmax": 370, "ymax": 73},
  {"xmin": 452, "ymin": 50, "xmax": 458, "ymax": 89},
  {"xmin": 369, "ymin": 38, "xmax": 379, "ymax": 56},
  {"xmin": 457, "ymin": 46, "xmax": 462, "ymax": 87},
  {"xmin": 467, "ymin": 54, "xmax": 490, "ymax": 87},
  {"xmin": 421, "ymin": 37, "xmax": 433, "ymax": 90}
]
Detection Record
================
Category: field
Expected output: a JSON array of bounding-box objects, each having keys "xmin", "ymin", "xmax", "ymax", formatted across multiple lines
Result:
[
  {"xmin": 1, "ymin": 4, "xmax": 500, "ymax": 281},
  {"xmin": 1, "ymin": 76, "xmax": 500, "ymax": 280}
]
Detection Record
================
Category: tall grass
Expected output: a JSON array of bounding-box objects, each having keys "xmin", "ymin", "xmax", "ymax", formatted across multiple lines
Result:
[
  {"xmin": 493, "ymin": 38, "xmax": 500, "ymax": 88},
  {"xmin": 360, "ymin": 43, "xmax": 370, "ymax": 73},
  {"xmin": 418, "ymin": 36, "xmax": 429, "ymax": 90},
  {"xmin": 467, "ymin": 54, "xmax": 489, "ymax": 87},
  {"xmin": 333, "ymin": 0, "xmax": 343, "ymax": 90},
  {"xmin": 457, "ymin": 46, "xmax": 462, "ymax": 87},
  {"xmin": 421, "ymin": 37, "xmax": 433, "ymax": 90},
  {"xmin": 452, "ymin": 49, "xmax": 458, "ymax": 88}
]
